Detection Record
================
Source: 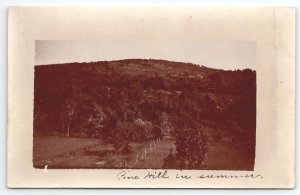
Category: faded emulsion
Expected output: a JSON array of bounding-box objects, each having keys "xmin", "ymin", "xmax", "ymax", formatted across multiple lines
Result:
[{"xmin": 33, "ymin": 59, "xmax": 256, "ymax": 170}]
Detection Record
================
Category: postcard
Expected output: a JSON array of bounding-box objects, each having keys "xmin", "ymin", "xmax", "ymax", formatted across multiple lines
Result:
[{"xmin": 7, "ymin": 6, "xmax": 295, "ymax": 188}]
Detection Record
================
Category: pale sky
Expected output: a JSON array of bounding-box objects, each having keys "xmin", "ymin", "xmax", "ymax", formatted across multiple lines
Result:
[{"xmin": 35, "ymin": 40, "xmax": 256, "ymax": 70}]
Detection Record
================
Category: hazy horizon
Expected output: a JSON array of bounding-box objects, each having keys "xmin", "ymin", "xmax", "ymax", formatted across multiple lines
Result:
[{"xmin": 35, "ymin": 40, "xmax": 256, "ymax": 70}]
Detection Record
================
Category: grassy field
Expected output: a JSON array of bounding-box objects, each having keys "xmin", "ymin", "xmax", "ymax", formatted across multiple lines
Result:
[
  {"xmin": 205, "ymin": 142, "xmax": 254, "ymax": 170},
  {"xmin": 33, "ymin": 136, "xmax": 100, "ymax": 163},
  {"xmin": 33, "ymin": 136, "xmax": 253, "ymax": 170},
  {"xmin": 33, "ymin": 136, "xmax": 169, "ymax": 169}
]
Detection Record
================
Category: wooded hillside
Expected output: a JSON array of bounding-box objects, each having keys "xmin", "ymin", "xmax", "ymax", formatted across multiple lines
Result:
[{"xmin": 34, "ymin": 59, "xmax": 256, "ymax": 169}]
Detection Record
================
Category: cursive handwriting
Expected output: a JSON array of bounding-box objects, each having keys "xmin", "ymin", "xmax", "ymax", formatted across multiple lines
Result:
[
  {"xmin": 197, "ymin": 173, "xmax": 263, "ymax": 179},
  {"xmin": 117, "ymin": 170, "xmax": 140, "ymax": 180},
  {"xmin": 144, "ymin": 170, "xmax": 170, "ymax": 179},
  {"xmin": 116, "ymin": 170, "xmax": 263, "ymax": 181}
]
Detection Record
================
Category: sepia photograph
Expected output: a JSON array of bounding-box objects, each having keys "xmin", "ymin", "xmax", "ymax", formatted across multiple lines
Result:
[
  {"xmin": 7, "ymin": 6, "xmax": 295, "ymax": 188},
  {"xmin": 33, "ymin": 40, "xmax": 256, "ymax": 170}
]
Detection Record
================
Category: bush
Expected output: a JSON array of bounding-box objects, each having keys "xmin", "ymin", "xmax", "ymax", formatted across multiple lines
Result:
[{"xmin": 164, "ymin": 125, "xmax": 207, "ymax": 169}]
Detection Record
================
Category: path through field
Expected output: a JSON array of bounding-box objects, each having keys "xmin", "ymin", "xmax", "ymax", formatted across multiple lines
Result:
[
  {"xmin": 33, "ymin": 136, "xmax": 253, "ymax": 170},
  {"xmin": 33, "ymin": 136, "xmax": 176, "ymax": 169},
  {"xmin": 136, "ymin": 138, "xmax": 176, "ymax": 169}
]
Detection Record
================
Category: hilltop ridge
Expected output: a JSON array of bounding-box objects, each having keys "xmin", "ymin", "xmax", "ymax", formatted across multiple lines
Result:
[{"xmin": 36, "ymin": 58, "xmax": 253, "ymax": 78}]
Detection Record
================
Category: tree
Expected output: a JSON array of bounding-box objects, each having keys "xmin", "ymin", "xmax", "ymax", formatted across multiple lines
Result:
[
  {"xmin": 102, "ymin": 107, "xmax": 118, "ymax": 143},
  {"xmin": 159, "ymin": 112, "xmax": 172, "ymax": 138},
  {"xmin": 33, "ymin": 101, "xmax": 47, "ymax": 136},
  {"xmin": 86, "ymin": 102, "xmax": 107, "ymax": 138},
  {"xmin": 62, "ymin": 97, "xmax": 77, "ymax": 137},
  {"xmin": 133, "ymin": 118, "xmax": 153, "ymax": 142},
  {"xmin": 174, "ymin": 125, "xmax": 207, "ymax": 169},
  {"xmin": 112, "ymin": 120, "xmax": 134, "ymax": 153},
  {"xmin": 162, "ymin": 149, "xmax": 175, "ymax": 169},
  {"xmin": 152, "ymin": 125, "xmax": 163, "ymax": 140}
]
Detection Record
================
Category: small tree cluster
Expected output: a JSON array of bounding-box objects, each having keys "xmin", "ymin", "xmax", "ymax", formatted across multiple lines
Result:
[{"xmin": 163, "ymin": 125, "xmax": 207, "ymax": 169}]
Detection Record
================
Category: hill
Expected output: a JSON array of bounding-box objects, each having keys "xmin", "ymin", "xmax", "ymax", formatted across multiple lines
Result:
[{"xmin": 34, "ymin": 59, "xmax": 256, "ymax": 169}]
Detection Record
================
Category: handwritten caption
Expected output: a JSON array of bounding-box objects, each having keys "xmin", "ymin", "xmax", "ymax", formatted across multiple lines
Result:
[{"xmin": 117, "ymin": 170, "xmax": 263, "ymax": 180}]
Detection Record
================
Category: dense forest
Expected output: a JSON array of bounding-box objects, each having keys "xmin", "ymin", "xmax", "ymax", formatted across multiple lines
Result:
[{"xmin": 34, "ymin": 59, "xmax": 256, "ymax": 169}]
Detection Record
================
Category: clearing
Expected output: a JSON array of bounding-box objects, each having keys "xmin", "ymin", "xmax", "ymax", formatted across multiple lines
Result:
[{"xmin": 33, "ymin": 136, "xmax": 253, "ymax": 170}]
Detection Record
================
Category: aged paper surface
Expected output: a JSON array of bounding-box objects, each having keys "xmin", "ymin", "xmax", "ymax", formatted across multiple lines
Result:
[{"xmin": 7, "ymin": 7, "xmax": 295, "ymax": 188}]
